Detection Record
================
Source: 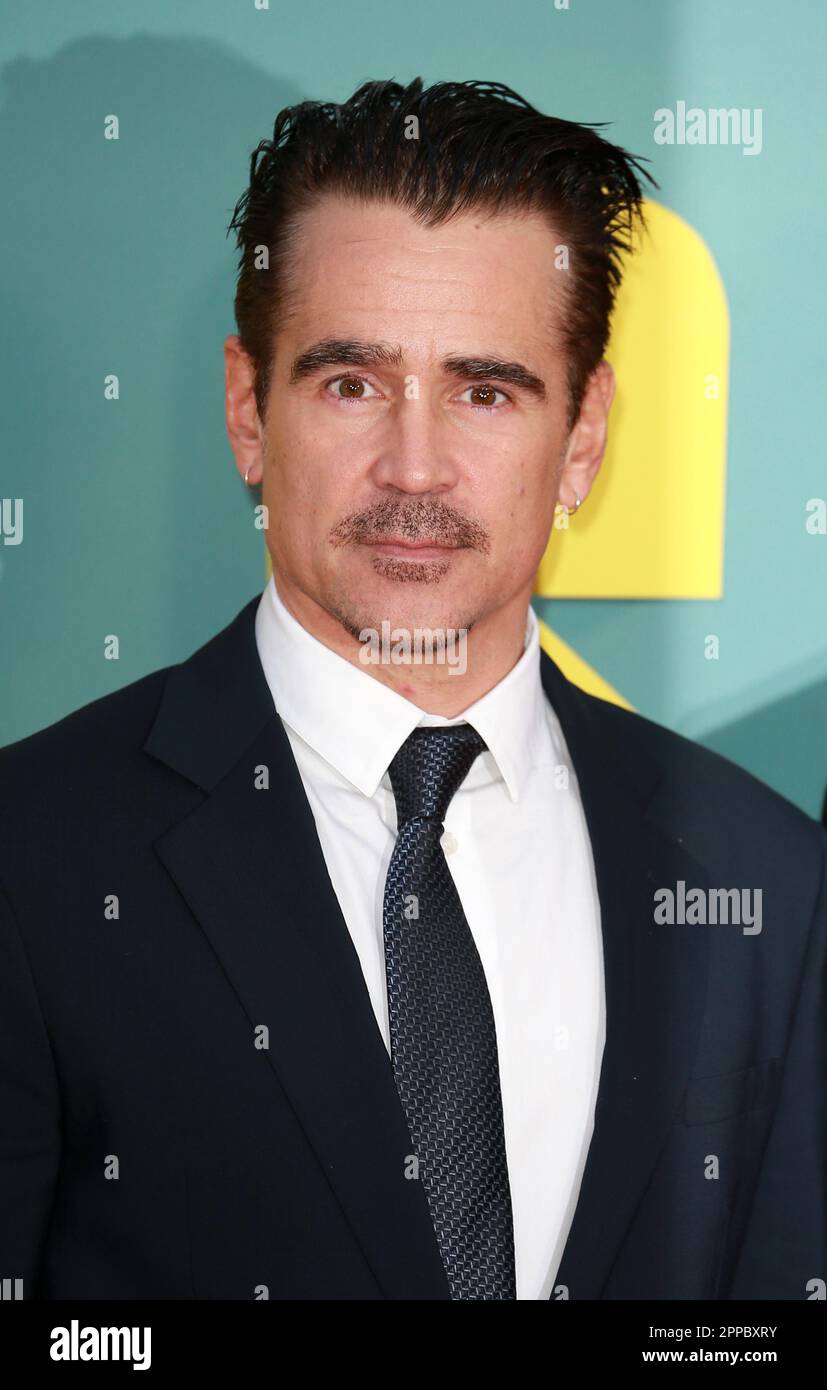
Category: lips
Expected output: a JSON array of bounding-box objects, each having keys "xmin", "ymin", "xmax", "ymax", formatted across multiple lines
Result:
[{"xmin": 365, "ymin": 538, "xmax": 460, "ymax": 559}]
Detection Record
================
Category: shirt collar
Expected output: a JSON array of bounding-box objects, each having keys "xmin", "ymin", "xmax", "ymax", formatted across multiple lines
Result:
[{"xmin": 254, "ymin": 575, "xmax": 551, "ymax": 802}]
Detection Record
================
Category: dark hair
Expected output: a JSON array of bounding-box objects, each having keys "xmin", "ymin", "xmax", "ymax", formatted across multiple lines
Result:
[{"xmin": 227, "ymin": 78, "xmax": 655, "ymax": 426}]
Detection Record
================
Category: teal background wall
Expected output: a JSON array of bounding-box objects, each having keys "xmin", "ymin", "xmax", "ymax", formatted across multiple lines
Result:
[{"xmin": 1, "ymin": 0, "xmax": 825, "ymax": 816}]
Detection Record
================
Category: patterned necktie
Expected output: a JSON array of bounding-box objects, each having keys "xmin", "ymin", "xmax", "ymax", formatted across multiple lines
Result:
[{"xmin": 383, "ymin": 723, "xmax": 516, "ymax": 1299}]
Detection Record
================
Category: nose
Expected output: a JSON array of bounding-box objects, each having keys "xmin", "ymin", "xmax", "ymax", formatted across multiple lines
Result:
[{"xmin": 368, "ymin": 394, "xmax": 460, "ymax": 495}]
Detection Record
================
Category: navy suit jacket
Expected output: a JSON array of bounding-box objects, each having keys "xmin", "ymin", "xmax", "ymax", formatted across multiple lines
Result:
[{"xmin": 1, "ymin": 595, "xmax": 825, "ymax": 1299}]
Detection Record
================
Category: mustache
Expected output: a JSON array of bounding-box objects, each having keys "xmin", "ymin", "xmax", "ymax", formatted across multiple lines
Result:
[{"xmin": 329, "ymin": 499, "xmax": 490, "ymax": 553}]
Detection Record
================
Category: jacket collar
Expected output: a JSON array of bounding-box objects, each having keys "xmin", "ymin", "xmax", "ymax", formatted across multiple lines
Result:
[{"xmin": 144, "ymin": 594, "xmax": 711, "ymax": 1300}]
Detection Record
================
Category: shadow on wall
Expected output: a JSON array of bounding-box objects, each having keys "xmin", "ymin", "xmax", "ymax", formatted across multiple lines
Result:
[
  {"xmin": 0, "ymin": 34, "xmax": 299, "ymax": 742},
  {"xmin": 699, "ymin": 672, "xmax": 827, "ymax": 825}
]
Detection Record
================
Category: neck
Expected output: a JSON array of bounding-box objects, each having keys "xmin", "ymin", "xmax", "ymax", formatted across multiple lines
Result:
[{"xmin": 272, "ymin": 574, "xmax": 533, "ymax": 717}]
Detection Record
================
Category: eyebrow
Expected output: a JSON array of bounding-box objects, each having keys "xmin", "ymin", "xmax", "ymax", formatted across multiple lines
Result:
[{"xmin": 288, "ymin": 338, "xmax": 547, "ymax": 400}]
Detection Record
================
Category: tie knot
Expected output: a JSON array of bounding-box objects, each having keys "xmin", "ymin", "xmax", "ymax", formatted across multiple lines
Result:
[{"xmin": 387, "ymin": 723, "xmax": 487, "ymax": 828}]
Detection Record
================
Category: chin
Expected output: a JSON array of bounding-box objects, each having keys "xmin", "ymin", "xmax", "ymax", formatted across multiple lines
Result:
[
  {"xmin": 322, "ymin": 554, "xmax": 488, "ymax": 640},
  {"xmin": 351, "ymin": 596, "xmax": 480, "ymax": 644}
]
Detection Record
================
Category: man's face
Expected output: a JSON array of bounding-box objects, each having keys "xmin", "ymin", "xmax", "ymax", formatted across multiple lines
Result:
[{"xmin": 259, "ymin": 196, "xmax": 577, "ymax": 639}]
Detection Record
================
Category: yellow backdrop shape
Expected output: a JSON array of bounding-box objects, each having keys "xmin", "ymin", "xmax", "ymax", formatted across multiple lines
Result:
[{"xmin": 535, "ymin": 198, "xmax": 729, "ymax": 601}]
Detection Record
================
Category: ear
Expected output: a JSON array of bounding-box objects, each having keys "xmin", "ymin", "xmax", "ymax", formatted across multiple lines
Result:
[
  {"xmin": 224, "ymin": 334, "xmax": 265, "ymax": 486},
  {"xmin": 557, "ymin": 359, "xmax": 616, "ymax": 510}
]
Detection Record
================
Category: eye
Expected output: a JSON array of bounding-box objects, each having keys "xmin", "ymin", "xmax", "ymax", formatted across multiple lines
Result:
[
  {"xmin": 457, "ymin": 384, "xmax": 510, "ymax": 410},
  {"xmin": 325, "ymin": 375, "xmax": 381, "ymax": 402}
]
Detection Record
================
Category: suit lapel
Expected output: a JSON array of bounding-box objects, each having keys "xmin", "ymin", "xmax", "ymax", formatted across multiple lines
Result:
[
  {"xmin": 145, "ymin": 597, "xmax": 451, "ymax": 1300},
  {"xmin": 540, "ymin": 653, "xmax": 712, "ymax": 1299}
]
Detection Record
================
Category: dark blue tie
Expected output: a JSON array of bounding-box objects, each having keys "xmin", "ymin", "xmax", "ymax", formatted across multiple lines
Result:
[{"xmin": 383, "ymin": 723, "xmax": 516, "ymax": 1299}]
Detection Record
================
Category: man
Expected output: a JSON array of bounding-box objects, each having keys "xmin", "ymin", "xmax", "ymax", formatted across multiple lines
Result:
[{"xmin": 1, "ymin": 78, "xmax": 825, "ymax": 1301}]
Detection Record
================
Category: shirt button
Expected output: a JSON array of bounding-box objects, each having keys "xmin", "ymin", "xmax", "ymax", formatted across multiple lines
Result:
[{"xmin": 441, "ymin": 830, "xmax": 459, "ymax": 855}]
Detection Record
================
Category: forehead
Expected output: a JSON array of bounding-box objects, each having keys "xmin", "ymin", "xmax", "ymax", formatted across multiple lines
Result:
[{"xmin": 280, "ymin": 196, "xmax": 566, "ymax": 360}]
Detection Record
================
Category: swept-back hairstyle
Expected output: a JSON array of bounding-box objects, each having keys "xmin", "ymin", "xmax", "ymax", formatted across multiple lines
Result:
[{"xmin": 227, "ymin": 78, "xmax": 654, "ymax": 425}]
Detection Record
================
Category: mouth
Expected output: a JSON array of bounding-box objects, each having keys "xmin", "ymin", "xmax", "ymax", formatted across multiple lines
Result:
[{"xmin": 363, "ymin": 538, "xmax": 462, "ymax": 560}]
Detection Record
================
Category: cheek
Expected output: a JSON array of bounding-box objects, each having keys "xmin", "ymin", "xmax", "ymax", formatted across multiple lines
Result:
[
  {"xmin": 497, "ymin": 458, "xmax": 559, "ymax": 570},
  {"xmin": 265, "ymin": 426, "xmax": 364, "ymax": 556},
  {"xmin": 480, "ymin": 440, "xmax": 557, "ymax": 527},
  {"xmin": 273, "ymin": 401, "xmax": 367, "ymax": 493},
  {"xmin": 264, "ymin": 414, "xmax": 323, "ymax": 507}
]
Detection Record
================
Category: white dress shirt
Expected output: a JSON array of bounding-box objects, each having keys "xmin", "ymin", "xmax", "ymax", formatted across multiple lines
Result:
[{"xmin": 254, "ymin": 576, "xmax": 605, "ymax": 1299}]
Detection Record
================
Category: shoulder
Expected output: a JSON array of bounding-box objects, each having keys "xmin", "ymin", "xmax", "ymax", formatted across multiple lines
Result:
[
  {"xmin": 0, "ymin": 595, "xmax": 260, "ymax": 801},
  {"xmin": 573, "ymin": 684, "xmax": 827, "ymax": 872},
  {"xmin": 0, "ymin": 664, "xmax": 175, "ymax": 816}
]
